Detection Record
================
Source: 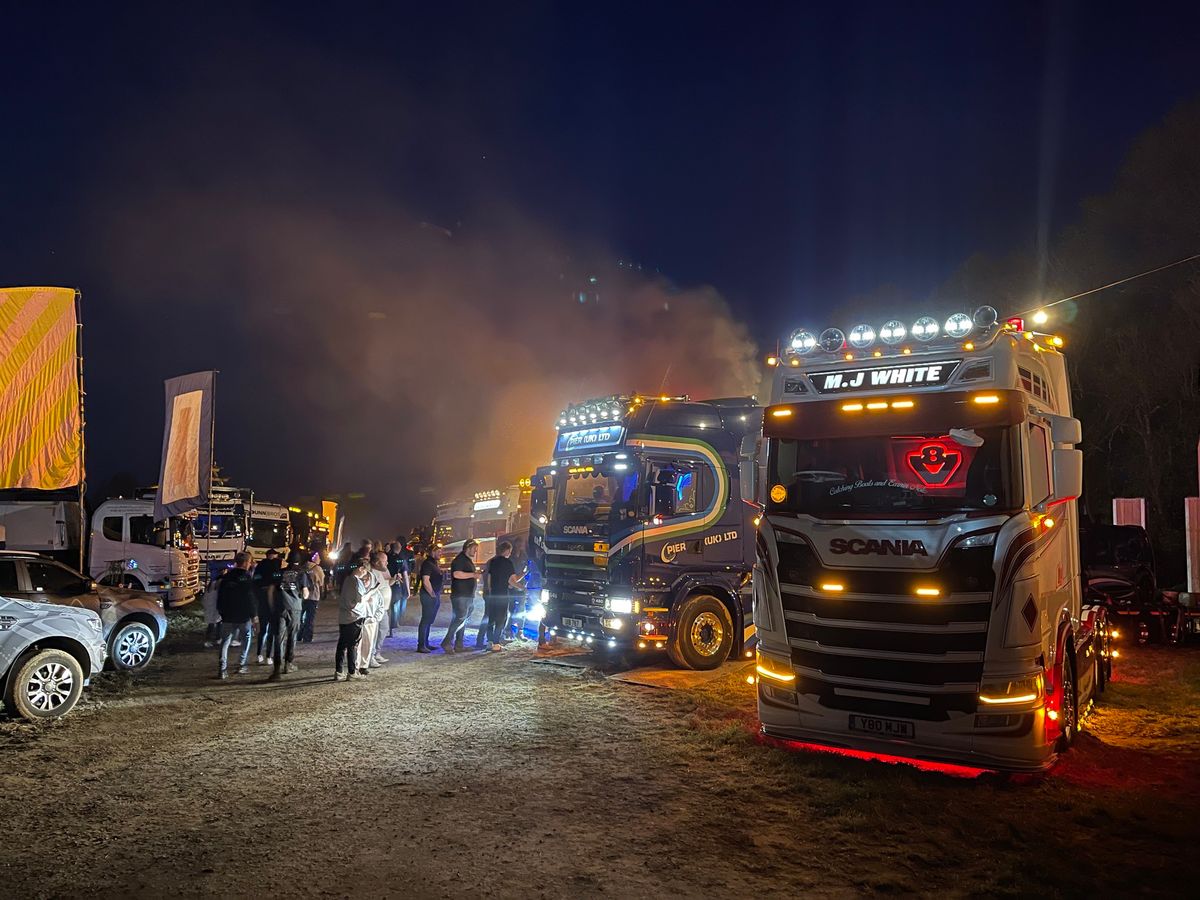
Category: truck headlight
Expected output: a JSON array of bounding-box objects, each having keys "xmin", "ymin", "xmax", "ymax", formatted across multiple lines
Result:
[
  {"xmin": 605, "ymin": 596, "xmax": 637, "ymax": 615},
  {"xmin": 978, "ymin": 674, "xmax": 1043, "ymax": 705},
  {"xmin": 755, "ymin": 649, "xmax": 796, "ymax": 683}
]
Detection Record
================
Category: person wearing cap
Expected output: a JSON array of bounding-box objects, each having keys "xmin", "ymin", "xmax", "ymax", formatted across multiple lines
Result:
[
  {"xmin": 269, "ymin": 550, "xmax": 313, "ymax": 679},
  {"xmin": 299, "ymin": 552, "xmax": 325, "ymax": 643},
  {"xmin": 442, "ymin": 539, "xmax": 478, "ymax": 653}
]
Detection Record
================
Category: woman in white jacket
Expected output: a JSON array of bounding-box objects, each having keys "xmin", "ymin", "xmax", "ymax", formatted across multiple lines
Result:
[{"xmin": 358, "ymin": 552, "xmax": 392, "ymax": 671}]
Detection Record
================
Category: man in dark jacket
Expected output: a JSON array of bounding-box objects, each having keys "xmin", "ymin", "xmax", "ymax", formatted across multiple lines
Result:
[
  {"xmin": 217, "ymin": 552, "xmax": 258, "ymax": 679},
  {"xmin": 253, "ymin": 548, "xmax": 283, "ymax": 664},
  {"xmin": 271, "ymin": 550, "xmax": 312, "ymax": 679}
]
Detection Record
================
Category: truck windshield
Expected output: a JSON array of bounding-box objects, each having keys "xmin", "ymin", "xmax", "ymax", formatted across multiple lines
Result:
[
  {"xmin": 195, "ymin": 513, "xmax": 243, "ymax": 539},
  {"xmin": 248, "ymin": 518, "xmax": 290, "ymax": 549},
  {"xmin": 557, "ymin": 470, "xmax": 641, "ymax": 524},
  {"xmin": 769, "ymin": 425, "xmax": 1020, "ymax": 517}
]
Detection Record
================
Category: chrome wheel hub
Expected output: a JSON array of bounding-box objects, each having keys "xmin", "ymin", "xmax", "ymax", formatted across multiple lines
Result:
[
  {"xmin": 27, "ymin": 663, "xmax": 74, "ymax": 711},
  {"xmin": 116, "ymin": 628, "xmax": 152, "ymax": 667},
  {"xmin": 689, "ymin": 611, "xmax": 724, "ymax": 657}
]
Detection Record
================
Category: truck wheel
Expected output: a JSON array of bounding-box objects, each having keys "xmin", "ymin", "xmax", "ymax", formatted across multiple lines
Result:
[
  {"xmin": 1055, "ymin": 653, "xmax": 1078, "ymax": 753},
  {"xmin": 668, "ymin": 595, "xmax": 734, "ymax": 671},
  {"xmin": 109, "ymin": 621, "xmax": 157, "ymax": 672},
  {"xmin": 4, "ymin": 649, "xmax": 85, "ymax": 721}
]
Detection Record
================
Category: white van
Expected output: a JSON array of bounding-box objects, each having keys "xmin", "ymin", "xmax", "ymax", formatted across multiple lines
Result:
[{"xmin": 88, "ymin": 499, "xmax": 201, "ymax": 606}]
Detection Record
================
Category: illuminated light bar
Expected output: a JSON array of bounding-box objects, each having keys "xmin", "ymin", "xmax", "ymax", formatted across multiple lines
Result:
[
  {"xmin": 756, "ymin": 663, "xmax": 796, "ymax": 683},
  {"xmin": 891, "ymin": 399, "xmax": 914, "ymax": 409},
  {"xmin": 914, "ymin": 587, "xmax": 941, "ymax": 598},
  {"xmin": 865, "ymin": 401, "xmax": 888, "ymax": 410},
  {"xmin": 567, "ymin": 465, "xmax": 595, "ymax": 474},
  {"xmin": 978, "ymin": 692, "xmax": 1038, "ymax": 705},
  {"xmin": 841, "ymin": 402, "xmax": 863, "ymax": 412},
  {"xmin": 819, "ymin": 582, "xmax": 845, "ymax": 593},
  {"xmin": 770, "ymin": 408, "xmax": 794, "ymax": 417},
  {"xmin": 973, "ymin": 394, "xmax": 1001, "ymax": 404}
]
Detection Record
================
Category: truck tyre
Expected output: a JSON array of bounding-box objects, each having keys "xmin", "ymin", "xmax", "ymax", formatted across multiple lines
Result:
[
  {"xmin": 668, "ymin": 594, "xmax": 734, "ymax": 671},
  {"xmin": 1055, "ymin": 652, "xmax": 1078, "ymax": 753},
  {"xmin": 4, "ymin": 649, "xmax": 85, "ymax": 721},
  {"xmin": 109, "ymin": 620, "xmax": 157, "ymax": 672}
]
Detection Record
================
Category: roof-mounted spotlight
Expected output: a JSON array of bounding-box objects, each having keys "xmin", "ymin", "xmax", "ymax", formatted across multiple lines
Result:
[
  {"xmin": 944, "ymin": 312, "xmax": 973, "ymax": 339},
  {"xmin": 818, "ymin": 327, "xmax": 846, "ymax": 352},
  {"xmin": 973, "ymin": 305, "xmax": 998, "ymax": 329},
  {"xmin": 911, "ymin": 316, "xmax": 939, "ymax": 341},
  {"xmin": 790, "ymin": 330, "xmax": 817, "ymax": 354},
  {"xmin": 848, "ymin": 323, "xmax": 876, "ymax": 349},
  {"xmin": 880, "ymin": 320, "xmax": 906, "ymax": 345}
]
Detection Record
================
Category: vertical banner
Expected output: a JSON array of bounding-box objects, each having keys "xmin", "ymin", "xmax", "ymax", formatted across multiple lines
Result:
[
  {"xmin": 155, "ymin": 371, "xmax": 216, "ymax": 521},
  {"xmin": 0, "ymin": 287, "xmax": 83, "ymax": 489}
]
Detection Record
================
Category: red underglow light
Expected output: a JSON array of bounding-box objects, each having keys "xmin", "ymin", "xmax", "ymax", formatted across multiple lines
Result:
[{"xmin": 760, "ymin": 734, "xmax": 990, "ymax": 779}]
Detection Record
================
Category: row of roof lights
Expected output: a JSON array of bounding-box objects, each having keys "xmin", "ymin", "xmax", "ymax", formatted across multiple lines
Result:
[{"xmin": 789, "ymin": 306, "xmax": 999, "ymax": 355}]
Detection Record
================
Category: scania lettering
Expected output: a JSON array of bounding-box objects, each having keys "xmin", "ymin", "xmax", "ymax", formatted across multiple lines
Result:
[
  {"xmin": 755, "ymin": 310, "xmax": 1111, "ymax": 771},
  {"xmin": 542, "ymin": 394, "xmax": 760, "ymax": 670}
]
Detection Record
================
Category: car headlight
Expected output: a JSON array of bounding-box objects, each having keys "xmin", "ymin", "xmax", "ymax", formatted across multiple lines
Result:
[{"xmin": 605, "ymin": 596, "xmax": 636, "ymax": 615}]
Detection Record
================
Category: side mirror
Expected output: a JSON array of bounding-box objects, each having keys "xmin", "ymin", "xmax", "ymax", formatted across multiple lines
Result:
[
  {"xmin": 1052, "ymin": 448, "xmax": 1083, "ymax": 502},
  {"xmin": 1047, "ymin": 414, "xmax": 1081, "ymax": 445}
]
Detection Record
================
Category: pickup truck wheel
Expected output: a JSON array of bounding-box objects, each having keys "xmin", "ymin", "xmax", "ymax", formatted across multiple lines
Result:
[
  {"xmin": 109, "ymin": 621, "xmax": 156, "ymax": 671},
  {"xmin": 1055, "ymin": 653, "xmax": 1078, "ymax": 753},
  {"xmin": 4, "ymin": 649, "xmax": 84, "ymax": 720},
  {"xmin": 667, "ymin": 595, "xmax": 733, "ymax": 671}
]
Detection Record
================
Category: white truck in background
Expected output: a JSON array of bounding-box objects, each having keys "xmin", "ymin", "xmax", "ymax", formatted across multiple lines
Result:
[{"xmin": 88, "ymin": 498, "xmax": 201, "ymax": 607}]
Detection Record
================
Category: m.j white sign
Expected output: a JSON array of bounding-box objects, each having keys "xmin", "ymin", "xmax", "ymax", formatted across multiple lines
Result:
[{"xmin": 809, "ymin": 359, "xmax": 961, "ymax": 394}]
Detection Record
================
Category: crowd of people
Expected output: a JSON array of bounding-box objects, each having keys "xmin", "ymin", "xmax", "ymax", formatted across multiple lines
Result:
[{"xmin": 201, "ymin": 537, "xmax": 535, "ymax": 682}]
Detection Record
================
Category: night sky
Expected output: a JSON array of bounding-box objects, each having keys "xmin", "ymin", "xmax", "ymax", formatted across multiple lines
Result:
[{"xmin": 3, "ymin": 2, "xmax": 1199, "ymax": 533}]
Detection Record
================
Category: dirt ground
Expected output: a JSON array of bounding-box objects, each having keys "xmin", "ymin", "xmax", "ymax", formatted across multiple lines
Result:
[{"xmin": 1, "ymin": 603, "xmax": 1197, "ymax": 899}]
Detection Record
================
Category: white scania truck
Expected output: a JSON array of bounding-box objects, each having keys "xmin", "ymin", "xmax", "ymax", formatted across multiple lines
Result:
[{"xmin": 754, "ymin": 308, "xmax": 1111, "ymax": 771}]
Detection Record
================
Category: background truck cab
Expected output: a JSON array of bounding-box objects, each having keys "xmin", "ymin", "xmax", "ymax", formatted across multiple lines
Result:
[{"xmin": 89, "ymin": 498, "xmax": 201, "ymax": 606}]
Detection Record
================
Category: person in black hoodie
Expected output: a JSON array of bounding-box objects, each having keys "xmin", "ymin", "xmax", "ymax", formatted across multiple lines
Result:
[
  {"xmin": 271, "ymin": 550, "xmax": 312, "ymax": 679},
  {"xmin": 253, "ymin": 549, "xmax": 283, "ymax": 664},
  {"xmin": 217, "ymin": 552, "xmax": 258, "ymax": 679}
]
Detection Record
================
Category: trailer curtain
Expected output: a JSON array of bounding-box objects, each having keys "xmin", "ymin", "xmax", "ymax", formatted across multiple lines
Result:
[
  {"xmin": 155, "ymin": 371, "xmax": 216, "ymax": 521},
  {"xmin": 0, "ymin": 287, "xmax": 83, "ymax": 490}
]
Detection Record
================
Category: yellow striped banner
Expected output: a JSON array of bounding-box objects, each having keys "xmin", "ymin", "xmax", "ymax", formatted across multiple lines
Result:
[{"xmin": 0, "ymin": 287, "xmax": 83, "ymax": 490}]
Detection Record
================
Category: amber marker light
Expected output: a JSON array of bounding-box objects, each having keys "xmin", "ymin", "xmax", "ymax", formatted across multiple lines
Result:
[
  {"xmin": 844, "ymin": 353, "xmax": 854, "ymax": 361},
  {"xmin": 841, "ymin": 402, "xmax": 863, "ymax": 412},
  {"xmin": 891, "ymin": 399, "xmax": 914, "ymax": 409},
  {"xmin": 902, "ymin": 347, "xmax": 912, "ymax": 355},
  {"xmin": 914, "ymin": 587, "xmax": 941, "ymax": 598},
  {"xmin": 963, "ymin": 341, "xmax": 974, "ymax": 351},
  {"xmin": 865, "ymin": 401, "xmax": 888, "ymax": 410},
  {"xmin": 820, "ymin": 582, "xmax": 845, "ymax": 593},
  {"xmin": 973, "ymin": 394, "xmax": 1000, "ymax": 404},
  {"xmin": 770, "ymin": 408, "xmax": 794, "ymax": 418},
  {"xmin": 766, "ymin": 356, "xmax": 779, "ymax": 367}
]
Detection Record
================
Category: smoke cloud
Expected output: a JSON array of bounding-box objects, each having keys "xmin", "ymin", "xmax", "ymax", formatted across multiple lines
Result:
[{"xmin": 86, "ymin": 51, "xmax": 760, "ymax": 533}]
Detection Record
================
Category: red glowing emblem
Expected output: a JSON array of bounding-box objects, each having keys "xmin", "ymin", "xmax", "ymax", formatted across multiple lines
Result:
[{"xmin": 906, "ymin": 441, "xmax": 963, "ymax": 488}]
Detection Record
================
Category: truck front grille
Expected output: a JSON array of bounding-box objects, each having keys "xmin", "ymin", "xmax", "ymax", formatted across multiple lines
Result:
[{"xmin": 774, "ymin": 538, "xmax": 993, "ymax": 722}]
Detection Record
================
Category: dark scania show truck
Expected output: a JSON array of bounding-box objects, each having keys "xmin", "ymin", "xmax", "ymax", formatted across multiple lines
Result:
[{"xmin": 538, "ymin": 394, "xmax": 761, "ymax": 669}]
